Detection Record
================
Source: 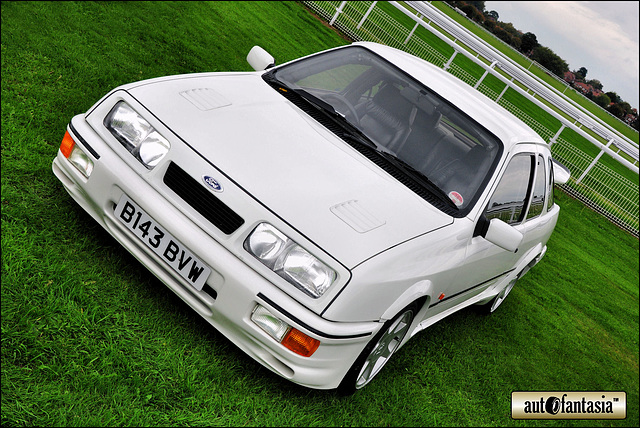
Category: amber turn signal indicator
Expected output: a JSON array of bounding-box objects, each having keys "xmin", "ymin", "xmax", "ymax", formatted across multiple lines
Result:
[
  {"xmin": 60, "ymin": 130, "xmax": 75, "ymax": 158},
  {"xmin": 281, "ymin": 328, "xmax": 320, "ymax": 357}
]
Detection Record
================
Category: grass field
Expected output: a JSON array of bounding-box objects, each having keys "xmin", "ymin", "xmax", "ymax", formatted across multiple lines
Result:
[{"xmin": 2, "ymin": 2, "xmax": 638, "ymax": 426}]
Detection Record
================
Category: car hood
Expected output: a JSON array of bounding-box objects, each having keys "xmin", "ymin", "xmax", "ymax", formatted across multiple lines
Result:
[{"xmin": 126, "ymin": 73, "xmax": 452, "ymax": 268}]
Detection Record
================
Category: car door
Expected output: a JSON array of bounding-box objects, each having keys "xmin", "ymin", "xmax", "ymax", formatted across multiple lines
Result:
[{"xmin": 441, "ymin": 144, "xmax": 547, "ymax": 303}]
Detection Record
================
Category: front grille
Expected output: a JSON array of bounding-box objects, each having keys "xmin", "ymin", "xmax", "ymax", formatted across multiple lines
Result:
[{"xmin": 163, "ymin": 162, "xmax": 245, "ymax": 235}]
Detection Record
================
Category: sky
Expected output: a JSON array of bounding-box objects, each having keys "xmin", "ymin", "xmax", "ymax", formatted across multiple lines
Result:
[{"xmin": 484, "ymin": 1, "xmax": 639, "ymax": 109}]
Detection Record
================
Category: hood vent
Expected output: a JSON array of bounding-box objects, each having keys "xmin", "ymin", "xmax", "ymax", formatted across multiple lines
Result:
[
  {"xmin": 180, "ymin": 88, "xmax": 231, "ymax": 111},
  {"xmin": 330, "ymin": 200, "xmax": 385, "ymax": 233}
]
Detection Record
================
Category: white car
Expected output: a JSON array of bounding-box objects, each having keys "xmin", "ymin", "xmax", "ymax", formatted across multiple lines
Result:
[{"xmin": 52, "ymin": 42, "xmax": 569, "ymax": 394}]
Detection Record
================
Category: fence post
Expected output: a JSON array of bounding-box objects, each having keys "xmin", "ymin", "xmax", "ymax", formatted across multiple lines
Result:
[
  {"xmin": 330, "ymin": 1, "xmax": 347, "ymax": 26},
  {"xmin": 495, "ymin": 79, "xmax": 512, "ymax": 102},
  {"xmin": 443, "ymin": 50, "xmax": 457, "ymax": 71},
  {"xmin": 357, "ymin": 1, "xmax": 377, "ymax": 29},
  {"xmin": 548, "ymin": 124, "xmax": 566, "ymax": 147},
  {"xmin": 404, "ymin": 15, "xmax": 422, "ymax": 44},
  {"xmin": 576, "ymin": 139, "xmax": 614, "ymax": 184},
  {"xmin": 474, "ymin": 60, "xmax": 498, "ymax": 89}
]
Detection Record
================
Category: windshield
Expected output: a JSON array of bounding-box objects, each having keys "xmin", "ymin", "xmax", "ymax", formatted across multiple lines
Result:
[{"xmin": 270, "ymin": 46, "xmax": 502, "ymax": 212}]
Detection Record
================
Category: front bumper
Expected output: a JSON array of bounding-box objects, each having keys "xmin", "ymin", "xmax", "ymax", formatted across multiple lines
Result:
[{"xmin": 52, "ymin": 105, "xmax": 379, "ymax": 390}]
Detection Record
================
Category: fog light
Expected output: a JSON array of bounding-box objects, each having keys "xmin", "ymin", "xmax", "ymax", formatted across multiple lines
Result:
[
  {"xmin": 251, "ymin": 305, "xmax": 290, "ymax": 342},
  {"xmin": 251, "ymin": 304, "xmax": 320, "ymax": 357},
  {"xmin": 60, "ymin": 130, "xmax": 94, "ymax": 178}
]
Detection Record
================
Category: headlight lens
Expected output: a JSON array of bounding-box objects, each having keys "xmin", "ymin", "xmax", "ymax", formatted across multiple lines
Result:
[
  {"xmin": 104, "ymin": 101, "xmax": 170, "ymax": 169},
  {"xmin": 245, "ymin": 223, "xmax": 336, "ymax": 298}
]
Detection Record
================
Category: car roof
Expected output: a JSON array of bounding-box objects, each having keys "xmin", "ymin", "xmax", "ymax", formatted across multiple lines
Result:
[{"xmin": 352, "ymin": 42, "xmax": 545, "ymax": 151}]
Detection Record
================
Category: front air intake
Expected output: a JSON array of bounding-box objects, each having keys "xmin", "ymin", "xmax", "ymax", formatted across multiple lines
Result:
[{"xmin": 163, "ymin": 162, "xmax": 244, "ymax": 235}]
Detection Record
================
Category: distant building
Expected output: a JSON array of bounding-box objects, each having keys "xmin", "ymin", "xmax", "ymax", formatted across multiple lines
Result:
[
  {"xmin": 564, "ymin": 71, "xmax": 576, "ymax": 84},
  {"xmin": 573, "ymin": 81, "xmax": 592, "ymax": 95}
]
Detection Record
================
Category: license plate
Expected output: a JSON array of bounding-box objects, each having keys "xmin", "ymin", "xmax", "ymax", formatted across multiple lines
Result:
[{"xmin": 115, "ymin": 194, "xmax": 211, "ymax": 291}]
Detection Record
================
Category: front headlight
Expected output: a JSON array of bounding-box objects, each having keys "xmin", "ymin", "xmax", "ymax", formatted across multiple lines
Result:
[
  {"xmin": 244, "ymin": 223, "xmax": 336, "ymax": 298},
  {"xmin": 104, "ymin": 101, "xmax": 170, "ymax": 169}
]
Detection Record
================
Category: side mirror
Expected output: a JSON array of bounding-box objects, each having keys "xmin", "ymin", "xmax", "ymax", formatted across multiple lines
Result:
[
  {"xmin": 483, "ymin": 218, "xmax": 523, "ymax": 252},
  {"xmin": 552, "ymin": 158, "xmax": 571, "ymax": 185},
  {"xmin": 247, "ymin": 46, "xmax": 275, "ymax": 71}
]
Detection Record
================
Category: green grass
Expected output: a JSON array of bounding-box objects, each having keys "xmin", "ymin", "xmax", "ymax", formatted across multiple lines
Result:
[{"xmin": 2, "ymin": 2, "xmax": 638, "ymax": 426}]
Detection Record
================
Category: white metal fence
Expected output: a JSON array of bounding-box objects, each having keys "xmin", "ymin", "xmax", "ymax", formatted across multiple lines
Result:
[
  {"xmin": 430, "ymin": 1, "xmax": 640, "ymax": 143},
  {"xmin": 304, "ymin": 0, "xmax": 639, "ymax": 236}
]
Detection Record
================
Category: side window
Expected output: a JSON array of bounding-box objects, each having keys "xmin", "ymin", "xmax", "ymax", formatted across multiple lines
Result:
[
  {"xmin": 526, "ymin": 155, "xmax": 546, "ymax": 219},
  {"xmin": 546, "ymin": 157, "xmax": 555, "ymax": 211},
  {"xmin": 485, "ymin": 154, "xmax": 534, "ymax": 225}
]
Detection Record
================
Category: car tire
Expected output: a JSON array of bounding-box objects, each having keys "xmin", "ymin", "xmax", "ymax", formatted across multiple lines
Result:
[
  {"xmin": 337, "ymin": 303, "xmax": 417, "ymax": 395},
  {"xmin": 481, "ymin": 276, "xmax": 518, "ymax": 314}
]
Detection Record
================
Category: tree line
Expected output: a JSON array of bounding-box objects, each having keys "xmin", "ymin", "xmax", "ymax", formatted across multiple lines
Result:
[{"xmin": 446, "ymin": 1, "xmax": 638, "ymax": 130}]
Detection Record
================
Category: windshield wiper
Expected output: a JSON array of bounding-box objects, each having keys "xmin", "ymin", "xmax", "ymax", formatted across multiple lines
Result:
[
  {"xmin": 377, "ymin": 151, "xmax": 459, "ymax": 211},
  {"xmin": 293, "ymin": 88, "xmax": 338, "ymax": 115},
  {"xmin": 264, "ymin": 72, "xmax": 456, "ymax": 211},
  {"xmin": 340, "ymin": 134, "xmax": 457, "ymax": 211},
  {"xmin": 264, "ymin": 73, "xmax": 367, "ymax": 135},
  {"xmin": 334, "ymin": 128, "xmax": 387, "ymax": 154},
  {"xmin": 265, "ymin": 74, "xmax": 337, "ymax": 113}
]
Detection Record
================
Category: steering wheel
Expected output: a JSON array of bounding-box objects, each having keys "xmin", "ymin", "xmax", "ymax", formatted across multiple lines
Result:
[{"xmin": 323, "ymin": 92, "xmax": 360, "ymax": 125}]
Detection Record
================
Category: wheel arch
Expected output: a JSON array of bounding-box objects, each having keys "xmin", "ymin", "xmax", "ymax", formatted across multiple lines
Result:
[{"xmin": 379, "ymin": 279, "xmax": 432, "ymax": 321}]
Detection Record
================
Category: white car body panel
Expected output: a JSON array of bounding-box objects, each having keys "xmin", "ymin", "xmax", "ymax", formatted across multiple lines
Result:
[
  {"xmin": 52, "ymin": 42, "xmax": 563, "ymax": 390},
  {"xmin": 123, "ymin": 75, "xmax": 453, "ymax": 268}
]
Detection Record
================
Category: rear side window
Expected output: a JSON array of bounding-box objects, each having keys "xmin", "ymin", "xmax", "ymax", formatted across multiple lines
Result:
[
  {"xmin": 485, "ymin": 154, "xmax": 533, "ymax": 225},
  {"xmin": 526, "ymin": 155, "xmax": 546, "ymax": 219},
  {"xmin": 547, "ymin": 157, "xmax": 555, "ymax": 211}
]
